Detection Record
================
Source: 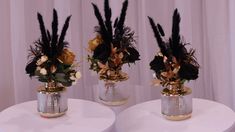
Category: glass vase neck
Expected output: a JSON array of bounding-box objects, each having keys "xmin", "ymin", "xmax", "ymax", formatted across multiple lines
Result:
[
  {"xmin": 166, "ymin": 83, "xmax": 184, "ymax": 95},
  {"xmin": 45, "ymin": 81, "xmax": 57, "ymax": 89},
  {"xmin": 168, "ymin": 83, "xmax": 183, "ymax": 90},
  {"xmin": 44, "ymin": 81, "xmax": 64, "ymax": 92}
]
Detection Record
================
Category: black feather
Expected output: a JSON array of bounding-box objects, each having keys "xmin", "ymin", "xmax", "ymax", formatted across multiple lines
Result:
[
  {"xmin": 157, "ymin": 24, "xmax": 165, "ymax": 36},
  {"xmin": 116, "ymin": 0, "xmax": 128, "ymax": 36},
  {"xmin": 148, "ymin": 17, "xmax": 162, "ymax": 44},
  {"xmin": 46, "ymin": 30, "xmax": 52, "ymax": 61},
  {"xmin": 171, "ymin": 9, "xmax": 181, "ymax": 49},
  {"xmin": 92, "ymin": 3, "xmax": 108, "ymax": 41},
  {"xmin": 170, "ymin": 9, "xmax": 188, "ymax": 61},
  {"xmin": 104, "ymin": 0, "xmax": 112, "ymax": 39},
  {"xmin": 114, "ymin": 17, "xmax": 119, "ymax": 27},
  {"xmin": 47, "ymin": 30, "xmax": 51, "ymax": 42},
  {"xmin": 37, "ymin": 13, "xmax": 49, "ymax": 56},
  {"xmin": 58, "ymin": 15, "xmax": 71, "ymax": 55},
  {"xmin": 148, "ymin": 16, "xmax": 170, "ymax": 57},
  {"xmin": 51, "ymin": 9, "xmax": 58, "ymax": 50}
]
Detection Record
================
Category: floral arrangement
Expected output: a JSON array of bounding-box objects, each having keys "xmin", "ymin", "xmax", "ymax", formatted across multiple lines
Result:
[
  {"xmin": 25, "ymin": 9, "xmax": 81, "ymax": 87},
  {"xmin": 148, "ymin": 9, "xmax": 199, "ymax": 92},
  {"xmin": 88, "ymin": 0, "xmax": 140, "ymax": 81}
]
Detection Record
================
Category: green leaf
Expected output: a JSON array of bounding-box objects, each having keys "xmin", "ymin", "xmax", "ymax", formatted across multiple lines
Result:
[{"xmin": 55, "ymin": 73, "xmax": 67, "ymax": 83}]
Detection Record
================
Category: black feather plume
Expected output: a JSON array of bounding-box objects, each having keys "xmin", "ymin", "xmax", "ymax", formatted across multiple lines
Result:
[
  {"xmin": 171, "ymin": 9, "xmax": 181, "ymax": 49},
  {"xmin": 58, "ymin": 15, "xmax": 71, "ymax": 55},
  {"xmin": 46, "ymin": 30, "xmax": 52, "ymax": 62},
  {"xmin": 37, "ymin": 13, "xmax": 49, "ymax": 56},
  {"xmin": 148, "ymin": 16, "xmax": 169, "ymax": 57},
  {"xmin": 92, "ymin": 3, "xmax": 108, "ymax": 41},
  {"xmin": 47, "ymin": 30, "xmax": 51, "ymax": 42},
  {"xmin": 104, "ymin": 0, "xmax": 112, "ymax": 39},
  {"xmin": 114, "ymin": 17, "xmax": 119, "ymax": 27},
  {"xmin": 170, "ymin": 9, "xmax": 189, "ymax": 61},
  {"xmin": 92, "ymin": 2, "xmax": 116, "ymax": 64},
  {"xmin": 51, "ymin": 9, "xmax": 58, "ymax": 50},
  {"xmin": 148, "ymin": 17, "xmax": 162, "ymax": 44},
  {"xmin": 116, "ymin": 0, "xmax": 128, "ymax": 36},
  {"xmin": 157, "ymin": 24, "xmax": 165, "ymax": 36}
]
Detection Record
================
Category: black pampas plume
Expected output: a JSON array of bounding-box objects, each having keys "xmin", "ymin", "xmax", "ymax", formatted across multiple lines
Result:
[
  {"xmin": 116, "ymin": 0, "xmax": 128, "ymax": 36},
  {"xmin": 148, "ymin": 17, "xmax": 163, "ymax": 44},
  {"xmin": 148, "ymin": 16, "xmax": 169, "ymax": 57},
  {"xmin": 92, "ymin": 1, "xmax": 112, "ymax": 63},
  {"xmin": 157, "ymin": 24, "xmax": 165, "ymax": 36},
  {"xmin": 104, "ymin": 0, "xmax": 112, "ymax": 39},
  {"xmin": 114, "ymin": 17, "xmax": 119, "ymax": 27},
  {"xmin": 51, "ymin": 9, "xmax": 58, "ymax": 50},
  {"xmin": 47, "ymin": 30, "xmax": 51, "ymax": 42},
  {"xmin": 92, "ymin": 3, "xmax": 108, "ymax": 41},
  {"xmin": 37, "ymin": 13, "xmax": 50, "ymax": 56},
  {"xmin": 170, "ymin": 9, "xmax": 181, "ymax": 51},
  {"xmin": 170, "ymin": 9, "xmax": 189, "ymax": 61},
  {"xmin": 57, "ymin": 15, "xmax": 71, "ymax": 55}
]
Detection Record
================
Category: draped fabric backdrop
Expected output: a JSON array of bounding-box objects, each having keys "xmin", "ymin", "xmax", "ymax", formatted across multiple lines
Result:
[{"xmin": 0, "ymin": 0, "xmax": 235, "ymax": 113}]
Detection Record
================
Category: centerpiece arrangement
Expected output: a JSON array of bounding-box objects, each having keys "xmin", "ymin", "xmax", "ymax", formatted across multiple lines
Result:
[
  {"xmin": 148, "ymin": 9, "xmax": 199, "ymax": 120},
  {"xmin": 88, "ymin": 0, "xmax": 140, "ymax": 106},
  {"xmin": 25, "ymin": 9, "xmax": 81, "ymax": 118}
]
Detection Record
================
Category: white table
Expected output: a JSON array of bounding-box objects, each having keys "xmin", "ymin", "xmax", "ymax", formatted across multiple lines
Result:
[
  {"xmin": 115, "ymin": 98, "xmax": 235, "ymax": 132},
  {"xmin": 0, "ymin": 99, "xmax": 115, "ymax": 132}
]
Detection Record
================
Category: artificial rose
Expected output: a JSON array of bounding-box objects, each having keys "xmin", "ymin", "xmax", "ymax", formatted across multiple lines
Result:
[
  {"xmin": 178, "ymin": 63, "xmax": 199, "ymax": 80},
  {"xmin": 58, "ymin": 49, "xmax": 75, "ymax": 65},
  {"xmin": 40, "ymin": 68, "xmax": 47, "ymax": 75},
  {"xmin": 88, "ymin": 35, "xmax": 103, "ymax": 51},
  {"xmin": 36, "ymin": 66, "xmax": 41, "ymax": 71},
  {"xmin": 69, "ymin": 75, "xmax": 76, "ymax": 80},
  {"xmin": 75, "ymin": 71, "xmax": 82, "ymax": 79},
  {"xmin": 36, "ymin": 55, "xmax": 48, "ymax": 66},
  {"xmin": 150, "ymin": 56, "xmax": 165, "ymax": 73}
]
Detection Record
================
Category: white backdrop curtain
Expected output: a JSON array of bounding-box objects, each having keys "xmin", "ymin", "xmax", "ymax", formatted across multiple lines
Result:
[{"xmin": 0, "ymin": 0, "xmax": 235, "ymax": 113}]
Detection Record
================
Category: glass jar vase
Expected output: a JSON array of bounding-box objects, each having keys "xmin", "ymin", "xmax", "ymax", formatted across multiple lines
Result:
[
  {"xmin": 161, "ymin": 84, "xmax": 192, "ymax": 121},
  {"xmin": 99, "ymin": 80, "xmax": 130, "ymax": 106},
  {"xmin": 37, "ymin": 81, "xmax": 68, "ymax": 118}
]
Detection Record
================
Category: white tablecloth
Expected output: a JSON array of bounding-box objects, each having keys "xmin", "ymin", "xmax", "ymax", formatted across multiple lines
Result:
[
  {"xmin": 115, "ymin": 98, "xmax": 235, "ymax": 132},
  {"xmin": 0, "ymin": 99, "xmax": 115, "ymax": 132}
]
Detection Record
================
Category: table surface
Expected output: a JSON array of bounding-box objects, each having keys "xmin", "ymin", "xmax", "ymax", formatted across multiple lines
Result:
[
  {"xmin": 0, "ymin": 99, "xmax": 115, "ymax": 132},
  {"xmin": 115, "ymin": 98, "xmax": 235, "ymax": 132}
]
